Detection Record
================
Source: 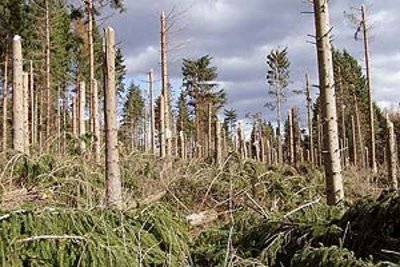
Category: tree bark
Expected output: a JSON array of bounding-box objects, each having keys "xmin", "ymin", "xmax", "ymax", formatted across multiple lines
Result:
[
  {"xmin": 92, "ymin": 79, "xmax": 100, "ymax": 162},
  {"xmin": 87, "ymin": 0, "xmax": 95, "ymax": 134},
  {"xmin": 23, "ymin": 73, "xmax": 30, "ymax": 155},
  {"xmin": 313, "ymin": 0, "xmax": 344, "ymax": 205},
  {"xmin": 104, "ymin": 27, "xmax": 122, "ymax": 207},
  {"xmin": 2, "ymin": 42, "xmax": 9, "ymax": 151},
  {"xmin": 149, "ymin": 69, "xmax": 156, "ymax": 154},
  {"xmin": 12, "ymin": 36, "xmax": 24, "ymax": 153},
  {"xmin": 386, "ymin": 116, "xmax": 397, "ymax": 190},
  {"xmin": 215, "ymin": 119, "xmax": 222, "ymax": 166},
  {"xmin": 159, "ymin": 94, "xmax": 166, "ymax": 158},
  {"xmin": 306, "ymin": 73, "xmax": 314, "ymax": 163},
  {"xmin": 361, "ymin": 5, "xmax": 377, "ymax": 173},
  {"xmin": 45, "ymin": 0, "xmax": 52, "ymax": 142},
  {"xmin": 79, "ymin": 81, "xmax": 86, "ymax": 152}
]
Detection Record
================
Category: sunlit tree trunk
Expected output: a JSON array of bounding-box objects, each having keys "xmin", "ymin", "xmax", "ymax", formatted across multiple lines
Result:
[
  {"xmin": 313, "ymin": 0, "xmax": 344, "ymax": 205},
  {"xmin": 386, "ymin": 115, "xmax": 397, "ymax": 190},
  {"xmin": 2, "ymin": 41, "xmax": 9, "ymax": 151},
  {"xmin": 104, "ymin": 27, "xmax": 122, "ymax": 207},
  {"xmin": 12, "ymin": 36, "xmax": 24, "ymax": 153}
]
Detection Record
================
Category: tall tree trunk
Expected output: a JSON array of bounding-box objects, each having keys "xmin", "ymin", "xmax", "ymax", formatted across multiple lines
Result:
[
  {"xmin": 2, "ymin": 42, "xmax": 9, "ymax": 151},
  {"xmin": 30, "ymin": 61, "xmax": 35, "ymax": 148},
  {"xmin": 104, "ymin": 27, "xmax": 122, "ymax": 207},
  {"xmin": 214, "ymin": 119, "xmax": 222, "ymax": 166},
  {"xmin": 208, "ymin": 103, "xmax": 212, "ymax": 157},
  {"xmin": 306, "ymin": 73, "xmax": 314, "ymax": 163},
  {"xmin": 313, "ymin": 0, "xmax": 344, "ymax": 205},
  {"xmin": 12, "ymin": 36, "xmax": 24, "ymax": 153},
  {"xmin": 160, "ymin": 11, "xmax": 171, "ymax": 157},
  {"xmin": 386, "ymin": 115, "xmax": 398, "ymax": 190},
  {"xmin": 361, "ymin": 5, "xmax": 377, "ymax": 173},
  {"xmin": 149, "ymin": 69, "xmax": 156, "ymax": 154},
  {"xmin": 45, "ymin": 0, "xmax": 52, "ymax": 142},
  {"xmin": 56, "ymin": 86, "xmax": 61, "ymax": 154},
  {"xmin": 353, "ymin": 92, "xmax": 364, "ymax": 169},
  {"xmin": 288, "ymin": 110, "xmax": 294, "ymax": 164},
  {"xmin": 87, "ymin": 0, "xmax": 95, "ymax": 134}
]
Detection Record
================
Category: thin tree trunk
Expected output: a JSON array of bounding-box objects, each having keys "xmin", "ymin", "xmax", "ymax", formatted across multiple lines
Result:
[
  {"xmin": 160, "ymin": 11, "xmax": 171, "ymax": 157},
  {"xmin": 2, "ymin": 42, "xmax": 9, "ymax": 151},
  {"xmin": 277, "ymin": 93, "xmax": 283, "ymax": 164},
  {"xmin": 306, "ymin": 73, "xmax": 314, "ymax": 163},
  {"xmin": 72, "ymin": 96, "xmax": 77, "ymax": 136},
  {"xmin": 386, "ymin": 115, "xmax": 397, "ymax": 189},
  {"xmin": 313, "ymin": 0, "xmax": 344, "ymax": 205},
  {"xmin": 149, "ymin": 69, "xmax": 156, "ymax": 154},
  {"xmin": 208, "ymin": 103, "xmax": 212, "ymax": 157},
  {"xmin": 23, "ymin": 73, "xmax": 29, "ymax": 155},
  {"xmin": 79, "ymin": 81, "xmax": 86, "ymax": 152},
  {"xmin": 351, "ymin": 115, "xmax": 357, "ymax": 166},
  {"xmin": 353, "ymin": 92, "xmax": 364, "ymax": 168},
  {"xmin": 56, "ymin": 86, "xmax": 61, "ymax": 154},
  {"xmin": 160, "ymin": 94, "xmax": 166, "ymax": 158},
  {"xmin": 87, "ymin": 0, "xmax": 95, "ymax": 134},
  {"xmin": 92, "ymin": 79, "xmax": 100, "ymax": 162},
  {"xmin": 361, "ymin": 5, "xmax": 377, "ymax": 173},
  {"xmin": 45, "ymin": 0, "xmax": 52, "ymax": 141},
  {"xmin": 288, "ymin": 110, "xmax": 294, "ymax": 164},
  {"xmin": 104, "ymin": 27, "xmax": 122, "ymax": 207},
  {"xmin": 30, "ymin": 60, "xmax": 35, "ymax": 148}
]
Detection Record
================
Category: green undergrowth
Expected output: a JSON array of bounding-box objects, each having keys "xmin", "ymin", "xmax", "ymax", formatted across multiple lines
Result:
[{"xmin": 0, "ymin": 204, "xmax": 190, "ymax": 266}]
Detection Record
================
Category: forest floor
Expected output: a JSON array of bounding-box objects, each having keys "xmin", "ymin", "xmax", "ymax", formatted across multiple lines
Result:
[{"xmin": 0, "ymin": 150, "xmax": 399, "ymax": 266}]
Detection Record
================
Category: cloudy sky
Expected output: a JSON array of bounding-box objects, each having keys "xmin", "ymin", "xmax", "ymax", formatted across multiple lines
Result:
[{"xmin": 109, "ymin": 0, "xmax": 400, "ymax": 124}]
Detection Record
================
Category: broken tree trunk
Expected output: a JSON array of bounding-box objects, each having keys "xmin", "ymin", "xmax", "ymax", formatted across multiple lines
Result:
[
  {"xmin": 104, "ymin": 27, "xmax": 122, "ymax": 207},
  {"xmin": 12, "ymin": 36, "xmax": 24, "ymax": 153},
  {"xmin": 313, "ymin": 0, "xmax": 344, "ymax": 205}
]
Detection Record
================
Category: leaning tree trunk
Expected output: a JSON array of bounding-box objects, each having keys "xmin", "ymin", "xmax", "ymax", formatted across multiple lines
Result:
[
  {"xmin": 361, "ymin": 5, "xmax": 377, "ymax": 173},
  {"xmin": 313, "ymin": 0, "xmax": 344, "ymax": 205},
  {"xmin": 104, "ymin": 27, "xmax": 122, "ymax": 207},
  {"xmin": 12, "ymin": 36, "xmax": 24, "ymax": 153}
]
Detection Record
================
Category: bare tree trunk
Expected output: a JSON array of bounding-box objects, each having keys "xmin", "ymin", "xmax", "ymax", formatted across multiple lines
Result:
[
  {"xmin": 87, "ymin": 0, "xmax": 95, "ymax": 134},
  {"xmin": 277, "ymin": 94, "xmax": 283, "ymax": 164},
  {"xmin": 160, "ymin": 11, "xmax": 171, "ymax": 157},
  {"xmin": 353, "ymin": 92, "xmax": 364, "ymax": 169},
  {"xmin": 306, "ymin": 73, "xmax": 314, "ymax": 163},
  {"xmin": 351, "ymin": 115, "xmax": 357, "ymax": 166},
  {"xmin": 30, "ymin": 61, "xmax": 35, "ymax": 148},
  {"xmin": 313, "ymin": 0, "xmax": 344, "ymax": 205},
  {"xmin": 104, "ymin": 27, "xmax": 122, "ymax": 207},
  {"xmin": 179, "ymin": 131, "xmax": 185, "ymax": 159},
  {"xmin": 386, "ymin": 115, "xmax": 397, "ymax": 190},
  {"xmin": 208, "ymin": 103, "xmax": 212, "ymax": 157},
  {"xmin": 288, "ymin": 110, "xmax": 294, "ymax": 164},
  {"xmin": 291, "ymin": 108, "xmax": 298, "ymax": 165},
  {"xmin": 92, "ymin": 79, "xmax": 100, "ymax": 162},
  {"xmin": 361, "ymin": 5, "xmax": 377, "ymax": 173},
  {"xmin": 2, "ymin": 42, "xmax": 9, "ymax": 151},
  {"xmin": 160, "ymin": 94, "xmax": 166, "ymax": 158},
  {"xmin": 72, "ymin": 96, "xmax": 77, "ymax": 136},
  {"xmin": 148, "ymin": 69, "xmax": 156, "ymax": 154},
  {"xmin": 79, "ymin": 81, "xmax": 86, "ymax": 152},
  {"xmin": 45, "ymin": 0, "xmax": 52, "ymax": 142},
  {"xmin": 215, "ymin": 119, "xmax": 222, "ymax": 166},
  {"xmin": 12, "ymin": 36, "xmax": 24, "ymax": 153},
  {"xmin": 56, "ymin": 86, "xmax": 61, "ymax": 154},
  {"xmin": 23, "ymin": 73, "xmax": 30, "ymax": 155}
]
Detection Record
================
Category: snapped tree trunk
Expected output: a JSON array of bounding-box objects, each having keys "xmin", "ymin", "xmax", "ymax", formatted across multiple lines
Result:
[
  {"xmin": 12, "ymin": 36, "xmax": 24, "ymax": 153},
  {"xmin": 104, "ymin": 27, "xmax": 122, "ymax": 207},
  {"xmin": 313, "ymin": 0, "xmax": 344, "ymax": 205},
  {"xmin": 23, "ymin": 73, "xmax": 29, "ymax": 155}
]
